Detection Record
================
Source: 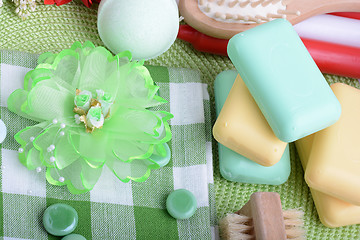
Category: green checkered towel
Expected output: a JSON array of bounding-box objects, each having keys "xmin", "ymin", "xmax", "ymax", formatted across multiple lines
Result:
[{"xmin": 0, "ymin": 50, "xmax": 217, "ymax": 240}]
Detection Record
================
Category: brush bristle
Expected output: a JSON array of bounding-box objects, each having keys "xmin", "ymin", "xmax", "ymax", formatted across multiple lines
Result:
[
  {"xmin": 283, "ymin": 209, "xmax": 306, "ymax": 240},
  {"xmin": 198, "ymin": 0, "xmax": 299, "ymax": 24},
  {"xmin": 219, "ymin": 209, "xmax": 305, "ymax": 240},
  {"xmin": 219, "ymin": 213, "xmax": 254, "ymax": 240}
]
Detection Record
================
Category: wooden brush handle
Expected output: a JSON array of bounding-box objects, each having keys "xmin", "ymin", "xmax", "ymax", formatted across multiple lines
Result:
[
  {"xmin": 236, "ymin": 192, "xmax": 286, "ymax": 240},
  {"xmin": 179, "ymin": 0, "xmax": 238, "ymax": 39},
  {"xmin": 179, "ymin": 0, "xmax": 360, "ymax": 39},
  {"xmin": 287, "ymin": 0, "xmax": 360, "ymax": 25}
]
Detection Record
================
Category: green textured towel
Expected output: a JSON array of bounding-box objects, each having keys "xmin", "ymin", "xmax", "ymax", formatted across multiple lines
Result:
[{"xmin": 1, "ymin": 0, "xmax": 360, "ymax": 239}]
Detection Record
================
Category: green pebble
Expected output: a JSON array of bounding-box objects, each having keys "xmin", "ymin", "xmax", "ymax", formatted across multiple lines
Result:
[
  {"xmin": 61, "ymin": 234, "xmax": 87, "ymax": 240},
  {"xmin": 43, "ymin": 203, "xmax": 78, "ymax": 236},
  {"xmin": 149, "ymin": 143, "xmax": 171, "ymax": 167},
  {"xmin": 166, "ymin": 189, "xmax": 197, "ymax": 220}
]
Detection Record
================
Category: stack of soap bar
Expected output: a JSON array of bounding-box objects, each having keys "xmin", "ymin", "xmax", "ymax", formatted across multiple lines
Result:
[
  {"xmin": 296, "ymin": 134, "xmax": 360, "ymax": 228},
  {"xmin": 213, "ymin": 70, "xmax": 287, "ymax": 166},
  {"xmin": 214, "ymin": 70, "xmax": 290, "ymax": 185},
  {"xmin": 227, "ymin": 19, "xmax": 341, "ymax": 143},
  {"xmin": 305, "ymin": 83, "xmax": 360, "ymax": 206}
]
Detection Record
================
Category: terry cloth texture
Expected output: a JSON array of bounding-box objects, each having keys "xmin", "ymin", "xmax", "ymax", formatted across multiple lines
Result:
[
  {"xmin": 0, "ymin": 50, "xmax": 217, "ymax": 239},
  {"xmin": 1, "ymin": 0, "xmax": 360, "ymax": 239}
]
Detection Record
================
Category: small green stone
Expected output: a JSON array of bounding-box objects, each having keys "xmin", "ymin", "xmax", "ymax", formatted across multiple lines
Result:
[
  {"xmin": 43, "ymin": 203, "xmax": 78, "ymax": 236},
  {"xmin": 61, "ymin": 234, "xmax": 87, "ymax": 240},
  {"xmin": 150, "ymin": 143, "xmax": 171, "ymax": 167},
  {"xmin": 166, "ymin": 189, "xmax": 197, "ymax": 220}
]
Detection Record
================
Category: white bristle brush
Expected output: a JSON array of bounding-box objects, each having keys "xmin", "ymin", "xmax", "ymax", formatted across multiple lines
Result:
[
  {"xmin": 219, "ymin": 192, "xmax": 305, "ymax": 240},
  {"xmin": 179, "ymin": 0, "xmax": 360, "ymax": 39}
]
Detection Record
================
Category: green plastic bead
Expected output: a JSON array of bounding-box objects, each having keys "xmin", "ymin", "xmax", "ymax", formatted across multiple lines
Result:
[
  {"xmin": 43, "ymin": 203, "xmax": 78, "ymax": 236},
  {"xmin": 61, "ymin": 234, "xmax": 87, "ymax": 240},
  {"xmin": 149, "ymin": 143, "xmax": 171, "ymax": 167},
  {"xmin": 166, "ymin": 189, "xmax": 197, "ymax": 220}
]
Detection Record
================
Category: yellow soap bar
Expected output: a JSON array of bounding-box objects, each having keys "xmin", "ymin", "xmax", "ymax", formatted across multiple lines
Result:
[
  {"xmin": 305, "ymin": 83, "xmax": 360, "ymax": 206},
  {"xmin": 213, "ymin": 75, "xmax": 287, "ymax": 167},
  {"xmin": 296, "ymin": 134, "xmax": 360, "ymax": 228}
]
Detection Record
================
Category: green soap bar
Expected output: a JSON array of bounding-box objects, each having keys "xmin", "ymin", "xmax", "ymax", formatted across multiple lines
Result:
[
  {"xmin": 43, "ymin": 203, "xmax": 78, "ymax": 236},
  {"xmin": 149, "ymin": 142, "xmax": 171, "ymax": 167},
  {"xmin": 214, "ymin": 70, "xmax": 239, "ymax": 112},
  {"xmin": 215, "ymin": 70, "xmax": 290, "ymax": 185},
  {"xmin": 219, "ymin": 142, "xmax": 290, "ymax": 184},
  {"xmin": 166, "ymin": 189, "xmax": 197, "ymax": 220},
  {"xmin": 62, "ymin": 234, "xmax": 87, "ymax": 240},
  {"xmin": 228, "ymin": 19, "xmax": 341, "ymax": 142}
]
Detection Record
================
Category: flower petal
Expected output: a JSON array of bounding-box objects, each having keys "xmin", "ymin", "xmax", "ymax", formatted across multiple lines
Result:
[
  {"xmin": 112, "ymin": 140, "xmax": 154, "ymax": 162},
  {"xmin": 22, "ymin": 80, "xmax": 74, "ymax": 121},
  {"xmin": 68, "ymin": 130, "xmax": 110, "ymax": 163},
  {"xmin": 78, "ymin": 47, "xmax": 120, "ymax": 93},
  {"xmin": 46, "ymin": 159, "xmax": 103, "ymax": 194},
  {"xmin": 103, "ymin": 107, "xmax": 173, "ymax": 143},
  {"xmin": 14, "ymin": 122, "xmax": 49, "ymax": 168},
  {"xmin": 115, "ymin": 63, "xmax": 166, "ymax": 109},
  {"xmin": 7, "ymin": 89, "xmax": 43, "ymax": 122},
  {"xmin": 24, "ymin": 68, "xmax": 52, "ymax": 92},
  {"xmin": 106, "ymin": 157, "xmax": 159, "ymax": 183},
  {"xmin": 50, "ymin": 51, "xmax": 81, "ymax": 89},
  {"xmin": 53, "ymin": 130, "xmax": 83, "ymax": 170}
]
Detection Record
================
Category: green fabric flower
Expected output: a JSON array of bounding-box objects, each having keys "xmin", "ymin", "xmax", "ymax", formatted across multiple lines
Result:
[{"xmin": 7, "ymin": 41, "xmax": 173, "ymax": 194}]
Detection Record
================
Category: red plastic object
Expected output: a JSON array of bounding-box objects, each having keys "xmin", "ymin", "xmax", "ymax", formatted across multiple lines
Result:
[
  {"xmin": 81, "ymin": 0, "xmax": 101, "ymax": 8},
  {"xmin": 44, "ymin": 0, "xmax": 100, "ymax": 7},
  {"xmin": 301, "ymin": 38, "xmax": 360, "ymax": 79},
  {"xmin": 329, "ymin": 12, "xmax": 360, "ymax": 20},
  {"xmin": 44, "ymin": 0, "xmax": 72, "ymax": 6},
  {"xmin": 178, "ymin": 25, "xmax": 228, "ymax": 56},
  {"xmin": 178, "ymin": 25, "xmax": 360, "ymax": 79}
]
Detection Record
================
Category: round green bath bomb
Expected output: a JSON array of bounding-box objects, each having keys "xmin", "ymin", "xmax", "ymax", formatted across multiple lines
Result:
[
  {"xmin": 166, "ymin": 189, "xmax": 197, "ymax": 220},
  {"xmin": 97, "ymin": 0, "xmax": 179, "ymax": 61},
  {"xmin": 43, "ymin": 203, "xmax": 78, "ymax": 236}
]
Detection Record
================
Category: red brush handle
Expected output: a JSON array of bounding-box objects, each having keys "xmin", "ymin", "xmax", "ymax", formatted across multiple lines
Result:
[
  {"xmin": 329, "ymin": 12, "xmax": 360, "ymax": 20},
  {"xmin": 302, "ymin": 38, "xmax": 360, "ymax": 79},
  {"xmin": 178, "ymin": 25, "xmax": 228, "ymax": 56},
  {"xmin": 44, "ymin": 0, "xmax": 100, "ymax": 7},
  {"xmin": 178, "ymin": 25, "xmax": 360, "ymax": 79},
  {"xmin": 44, "ymin": 0, "xmax": 72, "ymax": 6}
]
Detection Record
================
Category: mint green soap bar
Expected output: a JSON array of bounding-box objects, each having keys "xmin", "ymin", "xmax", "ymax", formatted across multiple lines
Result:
[
  {"xmin": 215, "ymin": 70, "xmax": 290, "ymax": 185},
  {"xmin": 227, "ymin": 19, "xmax": 341, "ymax": 143}
]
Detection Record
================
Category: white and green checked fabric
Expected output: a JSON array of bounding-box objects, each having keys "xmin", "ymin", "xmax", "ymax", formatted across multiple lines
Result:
[{"xmin": 0, "ymin": 50, "xmax": 218, "ymax": 240}]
